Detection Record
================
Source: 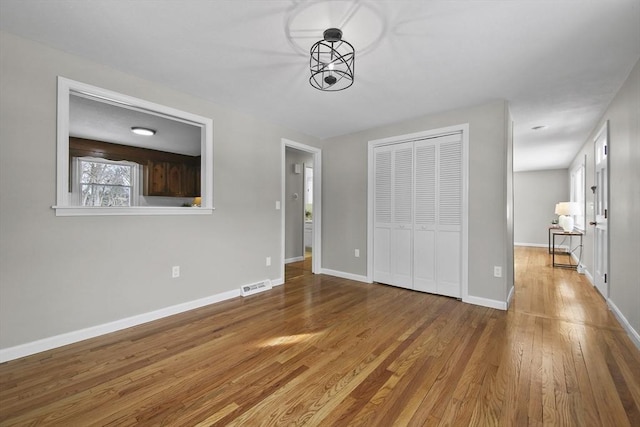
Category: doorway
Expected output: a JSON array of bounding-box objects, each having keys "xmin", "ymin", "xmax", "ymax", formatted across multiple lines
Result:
[{"xmin": 282, "ymin": 139, "xmax": 322, "ymax": 282}]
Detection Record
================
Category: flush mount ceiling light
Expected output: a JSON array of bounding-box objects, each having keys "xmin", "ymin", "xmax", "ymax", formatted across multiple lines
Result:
[
  {"xmin": 131, "ymin": 127, "xmax": 156, "ymax": 136},
  {"xmin": 309, "ymin": 28, "xmax": 355, "ymax": 91}
]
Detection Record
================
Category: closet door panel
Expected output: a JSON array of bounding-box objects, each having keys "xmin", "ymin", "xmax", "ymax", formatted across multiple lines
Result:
[
  {"xmin": 414, "ymin": 142, "xmax": 436, "ymax": 293},
  {"xmin": 373, "ymin": 226, "xmax": 392, "ymax": 284},
  {"xmin": 436, "ymin": 136, "xmax": 462, "ymax": 297},
  {"xmin": 373, "ymin": 147, "xmax": 392, "ymax": 284},
  {"xmin": 392, "ymin": 144, "xmax": 413, "ymax": 288},
  {"xmin": 414, "ymin": 227, "xmax": 436, "ymax": 292},
  {"xmin": 436, "ymin": 230, "xmax": 461, "ymax": 297},
  {"xmin": 438, "ymin": 139, "xmax": 462, "ymax": 227},
  {"xmin": 393, "ymin": 225, "xmax": 413, "ymax": 288}
]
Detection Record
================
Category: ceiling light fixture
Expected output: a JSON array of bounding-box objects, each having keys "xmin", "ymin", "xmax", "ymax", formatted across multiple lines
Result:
[
  {"xmin": 131, "ymin": 127, "xmax": 156, "ymax": 136},
  {"xmin": 309, "ymin": 28, "xmax": 355, "ymax": 91}
]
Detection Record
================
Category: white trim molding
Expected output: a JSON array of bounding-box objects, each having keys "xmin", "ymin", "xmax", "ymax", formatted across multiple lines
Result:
[
  {"xmin": 55, "ymin": 76, "xmax": 214, "ymax": 216},
  {"xmin": 463, "ymin": 295, "xmax": 508, "ymax": 311},
  {"xmin": 0, "ymin": 289, "xmax": 240, "ymax": 363},
  {"xmin": 321, "ymin": 269, "xmax": 370, "ymax": 284},
  {"xmin": 514, "ymin": 242, "xmax": 547, "ymax": 248},
  {"xmin": 608, "ymin": 300, "xmax": 640, "ymax": 350},
  {"xmin": 584, "ymin": 269, "xmax": 595, "ymax": 286},
  {"xmin": 281, "ymin": 139, "xmax": 322, "ymax": 278},
  {"xmin": 285, "ymin": 256, "xmax": 305, "ymax": 264}
]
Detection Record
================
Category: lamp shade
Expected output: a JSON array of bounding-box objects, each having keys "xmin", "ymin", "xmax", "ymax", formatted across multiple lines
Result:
[
  {"xmin": 555, "ymin": 202, "xmax": 579, "ymax": 216},
  {"xmin": 554, "ymin": 203, "xmax": 562, "ymax": 215},
  {"xmin": 555, "ymin": 201, "xmax": 579, "ymax": 232}
]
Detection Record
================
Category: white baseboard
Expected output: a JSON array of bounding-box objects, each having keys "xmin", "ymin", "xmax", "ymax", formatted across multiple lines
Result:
[
  {"xmin": 285, "ymin": 256, "xmax": 304, "ymax": 264},
  {"xmin": 463, "ymin": 295, "xmax": 507, "ymax": 311},
  {"xmin": 320, "ymin": 269, "xmax": 508, "ymax": 310},
  {"xmin": 272, "ymin": 277, "xmax": 284, "ymax": 286},
  {"xmin": 320, "ymin": 268, "xmax": 370, "ymax": 283},
  {"xmin": 514, "ymin": 242, "xmax": 570, "ymax": 251},
  {"xmin": 608, "ymin": 299, "xmax": 640, "ymax": 350},
  {"xmin": 584, "ymin": 268, "xmax": 594, "ymax": 285},
  {"xmin": 0, "ymin": 288, "xmax": 241, "ymax": 363}
]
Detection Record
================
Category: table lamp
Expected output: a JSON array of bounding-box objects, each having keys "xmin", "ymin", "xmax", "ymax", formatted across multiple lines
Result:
[{"xmin": 555, "ymin": 202, "xmax": 579, "ymax": 232}]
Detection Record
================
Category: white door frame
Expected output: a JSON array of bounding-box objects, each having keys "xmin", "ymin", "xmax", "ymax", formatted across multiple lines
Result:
[
  {"xmin": 281, "ymin": 139, "xmax": 322, "ymax": 279},
  {"xmin": 366, "ymin": 124, "xmax": 469, "ymax": 300},
  {"xmin": 592, "ymin": 121, "xmax": 609, "ymax": 298}
]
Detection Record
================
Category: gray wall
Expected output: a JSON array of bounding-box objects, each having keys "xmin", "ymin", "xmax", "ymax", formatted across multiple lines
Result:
[
  {"xmin": 0, "ymin": 32, "xmax": 320, "ymax": 349},
  {"xmin": 514, "ymin": 169, "xmax": 569, "ymax": 246},
  {"xmin": 320, "ymin": 100, "xmax": 512, "ymax": 304},
  {"xmin": 570, "ymin": 59, "xmax": 639, "ymax": 340},
  {"xmin": 284, "ymin": 148, "xmax": 312, "ymax": 260}
]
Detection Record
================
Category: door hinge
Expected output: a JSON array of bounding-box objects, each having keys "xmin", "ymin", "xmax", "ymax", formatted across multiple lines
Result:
[
  {"xmin": 604, "ymin": 273, "xmax": 607, "ymax": 283},
  {"xmin": 604, "ymin": 208, "xmax": 608, "ymax": 219},
  {"xmin": 604, "ymin": 145, "xmax": 608, "ymax": 155}
]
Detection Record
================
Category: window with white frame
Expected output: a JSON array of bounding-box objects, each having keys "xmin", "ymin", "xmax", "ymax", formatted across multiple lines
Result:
[
  {"xmin": 73, "ymin": 157, "xmax": 140, "ymax": 207},
  {"xmin": 570, "ymin": 160, "xmax": 585, "ymax": 230}
]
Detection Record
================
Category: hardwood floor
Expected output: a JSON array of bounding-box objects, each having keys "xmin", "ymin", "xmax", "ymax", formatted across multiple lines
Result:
[
  {"xmin": 285, "ymin": 251, "xmax": 312, "ymax": 281},
  {"xmin": 1, "ymin": 247, "xmax": 639, "ymax": 425}
]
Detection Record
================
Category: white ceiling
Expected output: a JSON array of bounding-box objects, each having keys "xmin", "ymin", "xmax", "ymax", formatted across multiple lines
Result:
[
  {"xmin": 1, "ymin": 0, "xmax": 638, "ymax": 171},
  {"xmin": 70, "ymin": 94, "xmax": 202, "ymax": 156}
]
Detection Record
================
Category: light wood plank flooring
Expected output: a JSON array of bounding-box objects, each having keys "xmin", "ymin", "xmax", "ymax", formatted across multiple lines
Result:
[{"xmin": 1, "ymin": 247, "xmax": 639, "ymax": 425}]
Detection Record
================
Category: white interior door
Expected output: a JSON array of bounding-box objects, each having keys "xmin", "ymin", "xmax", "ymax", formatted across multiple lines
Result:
[{"xmin": 593, "ymin": 123, "xmax": 608, "ymax": 298}]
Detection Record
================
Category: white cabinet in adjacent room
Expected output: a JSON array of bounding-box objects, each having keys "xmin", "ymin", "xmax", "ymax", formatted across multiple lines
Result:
[{"xmin": 304, "ymin": 221, "xmax": 313, "ymax": 250}]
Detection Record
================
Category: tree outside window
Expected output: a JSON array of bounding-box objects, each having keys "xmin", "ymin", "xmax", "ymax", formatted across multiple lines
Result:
[{"xmin": 76, "ymin": 158, "xmax": 138, "ymax": 206}]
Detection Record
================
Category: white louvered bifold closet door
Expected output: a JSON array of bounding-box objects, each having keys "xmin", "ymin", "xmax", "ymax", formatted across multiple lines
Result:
[
  {"xmin": 392, "ymin": 143, "xmax": 414, "ymax": 288},
  {"xmin": 373, "ymin": 147, "xmax": 393, "ymax": 285},
  {"xmin": 374, "ymin": 132, "xmax": 463, "ymax": 297},
  {"xmin": 414, "ymin": 134, "xmax": 463, "ymax": 297},
  {"xmin": 373, "ymin": 142, "xmax": 413, "ymax": 289}
]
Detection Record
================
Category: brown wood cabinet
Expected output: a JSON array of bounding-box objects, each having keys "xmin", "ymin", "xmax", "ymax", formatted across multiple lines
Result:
[
  {"xmin": 68, "ymin": 138, "xmax": 201, "ymax": 198},
  {"xmin": 144, "ymin": 161, "xmax": 200, "ymax": 197}
]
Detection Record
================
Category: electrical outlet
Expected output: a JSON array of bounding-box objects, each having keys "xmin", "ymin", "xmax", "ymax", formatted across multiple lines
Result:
[
  {"xmin": 266, "ymin": 257, "xmax": 271, "ymax": 267},
  {"xmin": 355, "ymin": 249, "xmax": 360, "ymax": 257},
  {"xmin": 275, "ymin": 201, "xmax": 281, "ymax": 210},
  {"xmin": 493, "ymin": 266, "xmax": 502, "ymax": 278},
  {"xmin": 172, "ymin": 266, "xmax": 180, "ymax": 278}
]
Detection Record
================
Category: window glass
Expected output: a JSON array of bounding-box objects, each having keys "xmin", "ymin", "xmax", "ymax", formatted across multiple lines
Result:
[
  {"xmin": 571, "ymin": 162, "xmax": 585, "ymax": 230},
  {"xmin": 75, "ymin": 158, "xmax": 138, "ymax": 207}
]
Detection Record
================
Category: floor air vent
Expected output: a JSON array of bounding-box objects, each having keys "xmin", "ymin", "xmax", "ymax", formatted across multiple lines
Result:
[{"xmin": 240, "ymin": 279, "xmax": 272, "ymax": 297}]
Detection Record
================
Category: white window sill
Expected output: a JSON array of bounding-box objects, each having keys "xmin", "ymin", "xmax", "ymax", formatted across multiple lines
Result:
[{"xmin": 53, "ymin": 206, "xmax": 215, "ymax": 217}]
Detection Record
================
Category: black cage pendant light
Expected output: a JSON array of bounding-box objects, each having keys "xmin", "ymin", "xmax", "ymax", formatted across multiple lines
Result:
[{"xmin": 309, "ymin": 28, "xmax": 355, "ymax": 91}]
